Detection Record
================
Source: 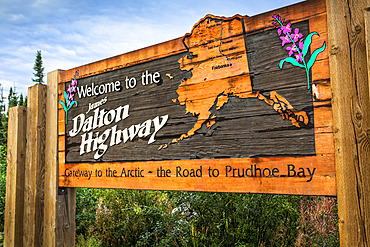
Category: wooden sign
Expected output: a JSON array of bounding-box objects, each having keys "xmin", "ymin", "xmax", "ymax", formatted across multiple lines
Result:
[{"xmin": 58, "ymin": 0, "xmax": 335, "ymax": 195}]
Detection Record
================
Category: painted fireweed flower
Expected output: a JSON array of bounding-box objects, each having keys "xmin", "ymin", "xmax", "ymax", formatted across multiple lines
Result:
[
  {"xmin": 273, "ymin": 14, "xmax": 326, "ymax": 89},
  {"xmin": 60, "ymin": 70, "xmax": 79, "ymax": 124}
]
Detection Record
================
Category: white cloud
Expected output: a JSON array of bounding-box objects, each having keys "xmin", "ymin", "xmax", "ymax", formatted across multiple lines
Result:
[
  {"xmin": 0, "ymin": 0, "xmax": 304, "ymax": 101},
  {"xmin": 9, "ymin": 13, "xmax": 25, "ymax": 21}
]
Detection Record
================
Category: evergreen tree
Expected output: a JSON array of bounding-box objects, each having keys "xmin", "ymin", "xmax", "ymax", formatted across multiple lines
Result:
[
  {"xmin": 0, "ymin": 86, "xmax": 7, "ymax": 232},
  {"xmin": 0, "ymin": 87, "xmax": 6, "ymax": 146},
  {"xmin": 8, "ymin": 87, "xmax": 18, "ymax": 108},
  {"xmin": 32, "ymin": 50, "xmax": 44, "ymax": 84},
  {"xmin": 19, "ymin": 94, "xmax": 24, "ymax": 106}
]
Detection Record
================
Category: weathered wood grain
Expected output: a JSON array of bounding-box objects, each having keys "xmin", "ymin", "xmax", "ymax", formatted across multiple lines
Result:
[
  {"xmin": 327, "ymin": 0, "xmax": 370, "ymax": 245},
  {"xmin": 366, "ymin": 7, "xmax": 370, "ymax": 98},
  {"xmin": 4, "ymin": 106, "xmax": 26, "ymax": 247},
  {"xmin": 24, "ymin": 84, "xmax": 47, "ymax": 247},
  {"xmin": 44, "ymin": 70, "xmax": 76, "ymax": 247}
]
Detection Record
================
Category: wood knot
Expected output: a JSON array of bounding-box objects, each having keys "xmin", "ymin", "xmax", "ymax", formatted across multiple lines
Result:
[
  {"xmin": 355, "ymin": 25, "xmax": 362, "ymax": 34},
  {"xmin": 330, "ymin": 45, "xmax": 340, "ymax": 55},
  {"xmin": 355, "ymin": 112, "xmax": 362, "ymax": 120}
]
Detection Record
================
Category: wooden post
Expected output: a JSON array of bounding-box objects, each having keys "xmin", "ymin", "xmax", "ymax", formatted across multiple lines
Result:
[
  {"xmin": 4, "ymin": 106, "xmax": 27, "ymax": 247},
  {"xmin": 44, "ymin": 70, "xmax": 76, "ymax": 247},
  {"xmin": 23, "ymin": 84, "xmax": 47, "ymax": 247},
  {"xmin": 365, "ymin": 7, "xmax": 370, "ymax": 97},
  {"xmin": 326, "ymin": 0, "xmax": 370, "ymax": 245}
]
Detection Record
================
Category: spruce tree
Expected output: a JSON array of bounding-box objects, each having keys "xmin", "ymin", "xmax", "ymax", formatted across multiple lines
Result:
[
  {"xmin": 32, "ymin": 50, "xmax": 44, "ymax": 84},
  {"xmin": 8, "ymin": 87, "xmax": 18, "ymax": 108},
  {"xmin": 18, "ymin": 94, "xmax": 23, "ymax": 106}
]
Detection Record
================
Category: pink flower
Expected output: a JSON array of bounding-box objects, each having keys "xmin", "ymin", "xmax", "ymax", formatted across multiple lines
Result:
[
  {"xmin": 299, "ymin": 39, "xmax": 304, "ymax": 51},
  {"xmin": 290, "ymin": 28, "xmax": 303, "ymax": 42},
  {"xmin": 272, "ymin": 14, "xmax": 283, "ymax": 24},
  {"xmin": 71, "ymin": 79, "xmax": 77, "ymax": 87},
  {"xmin": 281, "ymin": 23, "xmax": 292, "ymax": 35},
  {"xmin": 286, "ymin": 44, "xmax": 298, "ymax": 56},
  {"xmin": 280, "ymin": 35, "xmax": 292, "ymax": 46},
  {"xmin": 295, "ymin": 52, "xmax": 303, "ymax": 62}
]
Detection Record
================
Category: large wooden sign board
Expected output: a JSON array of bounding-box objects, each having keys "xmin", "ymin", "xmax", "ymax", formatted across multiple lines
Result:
[{"xmin": 58, "ymin": 0, "xmax": 335, "ymax": 195}]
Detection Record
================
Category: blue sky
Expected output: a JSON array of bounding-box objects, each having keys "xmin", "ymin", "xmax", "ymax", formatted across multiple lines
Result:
[{"xmin": 0, "ymin": 0, "xmax": 303, "ymax": 99}]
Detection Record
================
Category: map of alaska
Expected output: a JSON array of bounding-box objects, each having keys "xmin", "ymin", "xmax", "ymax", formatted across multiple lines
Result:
[{"xmin": 158, "ymin": 14, "xmax": 310, "ymax": 149}]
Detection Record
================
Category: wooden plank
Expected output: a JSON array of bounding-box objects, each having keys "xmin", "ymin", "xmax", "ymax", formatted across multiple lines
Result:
[
  {"xmin": 59, "ymin": 154, "xmax": 336, "ymax": 195},
  {"xmin": 56, "ymin": 188, "xmax": 76, "ymax": 247},
  {"xmin": 23, "ymin": 84, "xmax": 47, "ymax": 247},
  {"xmin": 44, "ymin": 70, "xmax": 76, "ymax": 247},
  {"xmin": 326, "ymin": 0, "xmax": 370, "ymax": 245},
  {"xmin": 243, "ymin": 0, "xmax": 326, "ymax": 35},
  {"xmin": 366, "ymin": 7, "xmax": 370, "ymax": 98},
  {"xmin": 4, "ymin": 106, "xmax": 27, "ymax": 247}
]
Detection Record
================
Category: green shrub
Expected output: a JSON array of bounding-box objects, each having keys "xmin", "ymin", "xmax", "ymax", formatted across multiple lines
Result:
[
  {"xmin": 76, "ymin": 188, "xmax": 101, "ymax": 237},
  {"xmin": 76, "ymin": 234, "xmax": 102, "ymax": 247},
  {"xmin": 75, "ymin": 190, "xmax": 339, "ymax": 246},
  {"xmin": 171, "ymin": 192, "xmax": 301, "ymax": 246},
  {"xmin": 93, "ymin": 190, "xmax": 190, "ymax": 246}
]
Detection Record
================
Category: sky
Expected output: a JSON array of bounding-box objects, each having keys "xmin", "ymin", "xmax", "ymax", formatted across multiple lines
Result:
[{"xmin": 0, "ymin": 0, "xmax": 303, "ymax": 100}]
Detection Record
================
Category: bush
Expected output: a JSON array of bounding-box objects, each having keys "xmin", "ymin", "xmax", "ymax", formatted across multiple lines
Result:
[
  {"xmin": 76, "ymin": 188, "xmax": 101, "ymax": 237},
  {"xmin": 75, "ymin": 189, "xmax": 339, "ymax": 246},
  {"xmin": 296, "ymin": 196, "xmax": 339, "ymax": 246},
  {"xmin": 76, "ymin": 234, "xmax": 102, "ymax": 247},
  {"xmin": 170, "ymin": 192, "xmax": 301, "ymax": 246},
  {"xmin": 93, "ymin": 190, "xmax": 190, "ymax": 246},
  {"xmin": 0, "ymin": 145, "xmax": 7, "ymax": 233}
]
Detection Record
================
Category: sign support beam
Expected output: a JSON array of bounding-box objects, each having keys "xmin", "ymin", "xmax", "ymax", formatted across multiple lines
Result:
[
  {"xmin": 326, "ymin": 0, "xmax": 370, "ymax": 245},
  {"xmin": 44, "ymin": 70, "xmax": 76, "ymax": 247}
]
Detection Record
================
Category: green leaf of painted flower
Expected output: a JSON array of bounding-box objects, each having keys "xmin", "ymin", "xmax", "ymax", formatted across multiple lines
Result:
[
  {"xmin": 302, "ymin": 32, "xmax": 319, "ymax": 58},
  {"xmin": 63, "ymin": 91, "xmax": 69, "ymax": 103},
  {"xmin": 67, "ymin": 100, "xmax": 78, "ymax": 111},
  {"xmin": 279, "ymin": 57, "xmax": 305, "ymax": 69},
  {"xmin": 307, "ymin": 41, "xmax": 326, "ymax": 70},
  {"xmin": 59, "ymin": 100, "xmax": 67, "ymax": 112}
]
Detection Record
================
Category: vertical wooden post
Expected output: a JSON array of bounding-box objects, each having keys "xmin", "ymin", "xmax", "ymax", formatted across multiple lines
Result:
[
  {"xmin": 326, "ymin": 0, "xmax": 370, "ymax": 245},
  {"xmin": 23, "ymin": 84, "xmax": 47, "ymax": 247},
  {"xmin": 44, "ymin": 70, "xmax": 76, "ymax": 247},
  {"xmin": 4, "ymin": 106, "xmax": 27, "ymax": 247},
  {"xmin": 365, "ymin": 7, "xmax": 370, "ymax": 97}
]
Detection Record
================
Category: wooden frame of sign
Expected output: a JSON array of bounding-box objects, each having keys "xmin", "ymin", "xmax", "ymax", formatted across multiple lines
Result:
[{"xmin": 58, "ymin": 0, "xmax": 335, "ymax": 195}]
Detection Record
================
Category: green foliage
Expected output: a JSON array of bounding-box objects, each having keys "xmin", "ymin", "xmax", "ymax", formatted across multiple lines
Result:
[
  {"xmin": 76, "ymin": 234, "xmax": 102, "ymax": 247},
  {"xmin": 93, "ymin": 189, "xmax": 190, "ymax": 246},
  {"xmin": 76, "ymin": 188, "xmax": 101, "ymax": 237},
  {"xmin": 32, "ymin": 50, "xmax": 44, "ymax": 84},
  {"xmin": 18, "ymin": 94, "xmax": 27, "ymax": 107},
  {"xmin": 171, "ymin": 192, "xmax": 301, "ymax": 246},
  {"xmin": 7, "ymin": 87, "xmax": 18, "ymax": 109},
  {"xmin": 0, "ymin": 145, "xmax": 6, "ymax": 233},
  {"xmin": 75, "ymin": 189, "xmax": 340, "ymax": 246},
  {"xmin": 296, "ymin": 196, "xmax": 339, "ymax": 246}
]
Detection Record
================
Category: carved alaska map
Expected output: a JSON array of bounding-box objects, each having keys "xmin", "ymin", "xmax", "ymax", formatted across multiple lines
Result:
[{"xmin": 160, "ymin": 15, "xmax": 309, "ymax": 149}]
